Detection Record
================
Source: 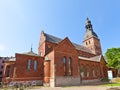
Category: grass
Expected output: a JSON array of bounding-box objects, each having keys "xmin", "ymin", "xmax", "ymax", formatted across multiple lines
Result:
[
  {"xmin": 102, "ymin": 77, "xmax": 120, "ymax": 86},
  {"xmin": 31, "ymin": 85, "xmax": 43, "ymax": 89},
  {"xmin": 103, "ymin": 83, "xmax": 120, "ymax": 86}
]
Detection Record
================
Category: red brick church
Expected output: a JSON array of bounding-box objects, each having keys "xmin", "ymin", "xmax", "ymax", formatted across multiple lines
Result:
[{"xmin": 2, "ymin": 18, "xmax": 116, "ymax": 87}]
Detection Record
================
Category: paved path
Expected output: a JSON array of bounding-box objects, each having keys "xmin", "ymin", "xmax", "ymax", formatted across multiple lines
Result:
[{"xmin": 30, "ymin": 86, "xmax": 120, "ymax": 90}]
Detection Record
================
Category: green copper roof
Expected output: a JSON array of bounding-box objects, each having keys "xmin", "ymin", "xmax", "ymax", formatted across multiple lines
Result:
[
  {"xmin": 20, "ymin": 47, "xmax": 39, "ymax": 56},
  {"xmin": 22, "ymin": 51, "xmax": 38, "ymax": 56}
]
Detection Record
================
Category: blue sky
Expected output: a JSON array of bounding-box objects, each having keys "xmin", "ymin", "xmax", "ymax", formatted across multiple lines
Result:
[{"xmin": 0, "ymin": 0, "xmax": 120, "ymax": 57}]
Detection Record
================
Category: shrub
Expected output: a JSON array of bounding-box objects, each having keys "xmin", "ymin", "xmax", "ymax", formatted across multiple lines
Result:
[{"xmin": 100, "ymin": 78, "xmax": 110, "ymax": 82}]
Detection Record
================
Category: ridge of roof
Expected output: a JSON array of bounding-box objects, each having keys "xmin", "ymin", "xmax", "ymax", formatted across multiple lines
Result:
[
  {"xmin": 18, "ymin": 51, "xmax": 39, "ymax": 56},
  {"xmin": 44, "ymin": 32, "xmax": 93, "ymax": 54}
]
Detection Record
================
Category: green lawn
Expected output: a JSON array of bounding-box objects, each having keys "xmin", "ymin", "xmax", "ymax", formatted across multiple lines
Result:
[
  {"xmin": 102, "ymin": 78, "xmax": 120, "ymax": 86},
  {"xmin": 103, "ymin": 83, "xmax": 120, "ymax": 86}
]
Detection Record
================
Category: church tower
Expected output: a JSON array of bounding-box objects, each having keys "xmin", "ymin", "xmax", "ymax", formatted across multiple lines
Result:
[{"xmin": 83, "ymin": 18, "xmax": 102, "ymax": 55}]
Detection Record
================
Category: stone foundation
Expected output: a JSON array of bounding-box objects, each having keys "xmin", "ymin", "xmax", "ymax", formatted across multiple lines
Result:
[
  {"xmin": 55, "ymin": 76, "xmax": 81, "ymax": 87},
  {"xmin": 50, "ymin": 78, "xmax": 55, "ymax": 87},
  {"xmin": 9, "ymin": 80, "xmax": 43, "ymax": 86},
  {"xmin": 43, "ymin": 83, "xmax": 50, "ymax": 87},
  {"xmin": 81, "ymin": 79, "xmax": 100, "ymax": 84}
]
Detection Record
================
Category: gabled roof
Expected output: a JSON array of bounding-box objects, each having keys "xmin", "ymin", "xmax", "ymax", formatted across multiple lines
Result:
[
  {"xmin": 43, "ymin": 32, "xmax": 93, "ymax": 54},
  {"xmin": 22, "ymin": 51, "xmax": 39, "ymax": 56},
  {"xmin": 90, "ymin": 55, "xmax": 102, "ymax": 62},
  {"xmin": 44, "ymin": 33, "xmax": 62, "ymax": 43},
  {"xmin": 78, "ymin": 55, "xmax": 102, "ymax": 62},
  {"xmin": 73, "ymin": 43, "xmax": 92, "ymax": 53},
  {"xmin": 17, "ymin": 48, "xmax": 39, "ymax": 56}
]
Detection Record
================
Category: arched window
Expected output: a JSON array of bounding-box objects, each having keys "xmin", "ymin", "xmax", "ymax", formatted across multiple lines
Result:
[
  {"xmin": 6, "ymin": 66, "xmax": 11, "ymax": 77},
  {"xmin": 40, "ymin": 52, "xmax": 42, "ymax": 57},
  {"xmin": 89, "ymin": 40, "xmax": 90, "ymax": 44},
  {"xmin": 34, "ymin": 60, "xmax": 37, "ymax": 70},
  {"xmin": 96, "ymin": 66, "xmax": 100, "ymax": 77},
  {"xmin": 68, "ymin": 57, "xmax": 72, "ymax": 76},
  {"xmin": 92, "ymin": 66, "xmax": 95, "ymax": 77},
  {"xmin": 63, "ymin": 57, "xmax": 66, "ymax": 76},
  {"xmin": 86, "ymin": 66, "xmax": 90, "ymax": 77},
  {"xmin": 80, "ymin": 65, "xmax": 84, "ymax": 78},
  {"xmin": 94, "ymin": 66, "xmax": 96, "ymax": 77},
  {"xmin": 27, "ymin": 59, "xmax": 31, "ymax": 70}
]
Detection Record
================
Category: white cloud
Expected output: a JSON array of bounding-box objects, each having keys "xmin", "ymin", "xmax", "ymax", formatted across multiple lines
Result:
[{"xmin": 0, "ymin": 44, "xmax": 5, "ymax": 52}]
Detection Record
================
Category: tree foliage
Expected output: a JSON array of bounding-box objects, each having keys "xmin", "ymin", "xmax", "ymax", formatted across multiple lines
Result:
[{"xmin": 105, "ymin": 48, "xmax": 120, "ymax": 69}]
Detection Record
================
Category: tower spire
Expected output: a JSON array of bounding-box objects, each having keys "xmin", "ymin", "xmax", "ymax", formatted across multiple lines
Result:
[
  {"xmin": 83, "ymin": 18, "xmax": 102, "ymax": 55},
  {"xmin": 84, "ymin": 18, "xmax": 98, "ymax": 40},
  {"xmin": 85, "ymin": 18, "xmax": 93, "ymax": 31}
]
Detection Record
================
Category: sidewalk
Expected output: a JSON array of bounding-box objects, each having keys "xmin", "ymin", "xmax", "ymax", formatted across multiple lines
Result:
[
  {"xmin": 30, "ymin": 86, "xmax": 120, "ymax": 90},
  {"xmin": 29, "ymin": 81, "xmax": 120, "ymax": 90}
]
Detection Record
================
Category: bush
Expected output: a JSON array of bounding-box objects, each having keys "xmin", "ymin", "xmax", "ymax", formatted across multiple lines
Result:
[{"xmin": 100, "ymin": 78, "xmax": 110, "ymax": 82}]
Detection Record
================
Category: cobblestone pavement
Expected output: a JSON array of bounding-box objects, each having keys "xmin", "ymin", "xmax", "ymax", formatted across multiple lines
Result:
[{"xmin": 30, "ymin": 86, "xmax": 120, "ymax": 90}]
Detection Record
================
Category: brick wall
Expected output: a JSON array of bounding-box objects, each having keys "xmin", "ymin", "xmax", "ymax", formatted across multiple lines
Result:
[
  {"xmin": 38, "ymin": 31, "xmax": 46, "ymax": 56},
  {"xmin": 45, "ymin": 41, "xmax": 57, "ymax": 55},
  {"xmin": 83, "ymin": 37, "xmax": 102, "ymax": 55},
  {"xmin": 44, "ymin": 50, "xmax": 55, "ymax": 87},
  {"xmin": 79, "ymin": 59, "xmax": 101, "ymax": 80},
  {"xmin": 52, "ymin": 38, "xmax": 81, "ymax": 86},
  {"xmin": 79, "ymin": 57, "xmax": 108, "ymax": 82},
  {"xmin": 44, "ymin": 60, "xmax": 50, "ymax": 83},
  {"xmin": 2, "ymin": 61, "xmax": 15, "ymax": 83},
  {"xmin": 15, "ymin": 54, "xmax": 44, "ymax": 81},
  {"xmin": 100, "ymin": 57, "xmax": 108, "ymax": 78},
  {"xmin": 54, "ymin": 38, "xmax": 79, "ymax": 77}
]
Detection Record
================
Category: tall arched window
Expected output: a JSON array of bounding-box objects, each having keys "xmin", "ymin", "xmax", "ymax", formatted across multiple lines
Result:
[
  {"xmin": 96, "ymin": 66, "xmax": 99, "ymax": 77},
  {"xmin": 98, "ymin": 67, "xmax": 101, "ymax": 77},
  {"xmin": 86, "ymin": 66, "xmax": 90, "ymax": 77},
  {"xmin": 92, "ymin": 66, "xmax": 95, "ymax": 77},
  {"xmin": 89, "ymin": 40, "xmax": 90, "ymax": 44},
  {"xmin": 40, "ymin": 52, "xmax": 42, "ymax": 57},
  {"xmin": 80, "ymin": 65, "xmax": 84, "ymax": 78},
  {"xmin": 27, "ymin": 59, "xmax": 31, "ymax": 70},
  {"xmin": 68, "ymin": 57, "xmax": 72, "ymax": 76},
  {"xmin": 63, "ymin": 57, "xmax": 66, "ymax": 76},
  {"xmin": 6, "ymin": 66, "xmax": 11, "ymax": 77},
  {"xmin": 34, "ymin": 60, "xmax": 37, "ymax": 70}
]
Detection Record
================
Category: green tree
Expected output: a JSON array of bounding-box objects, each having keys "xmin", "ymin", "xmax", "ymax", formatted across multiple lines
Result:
[{"xmin": 105, "ymin": 48, "xmax": 120, "ymax": 76}]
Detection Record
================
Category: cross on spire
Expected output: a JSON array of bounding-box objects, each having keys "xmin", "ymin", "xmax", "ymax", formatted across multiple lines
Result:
[{"xmin": 31, "ymin": 44, "xmax": 33, "ymax": 52}]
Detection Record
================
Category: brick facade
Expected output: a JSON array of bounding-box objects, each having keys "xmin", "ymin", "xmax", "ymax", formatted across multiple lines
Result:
[
  {"xmin": 3, "ymin": 18, "xmax": 117, "ymax": 87},
  {"xmin": 3, "ymin": 53, "xmax": 44, "ymax": 85},
  {"xmin": 15, "ymin": 54, "xmax": 44, "ymax": 81},
  {"xmin": 83, "ymin": 37, "xmax": 102, "ymax": 55}
]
